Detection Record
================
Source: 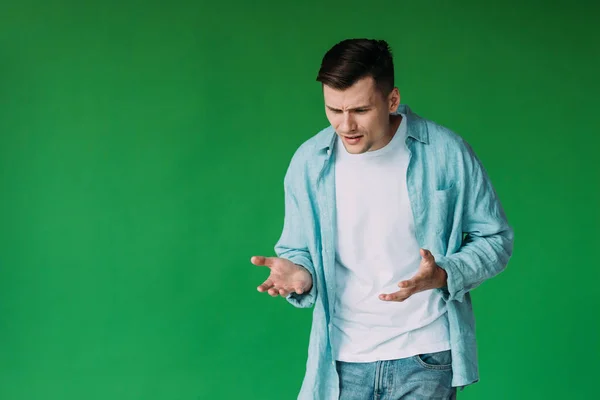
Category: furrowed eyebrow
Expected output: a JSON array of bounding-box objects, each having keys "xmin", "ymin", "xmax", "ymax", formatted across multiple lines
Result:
[{"xmin": 326, "ymin": 105, "xmax": 371, "ymax": 112}]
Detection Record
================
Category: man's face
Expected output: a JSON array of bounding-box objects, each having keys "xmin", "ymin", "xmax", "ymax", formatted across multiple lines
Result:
[{"xmin": 323, "ymin": 76, "xmax": 399, "ymax": 154}]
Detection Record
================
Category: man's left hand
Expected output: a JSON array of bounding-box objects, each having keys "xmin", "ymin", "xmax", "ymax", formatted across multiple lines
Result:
[{"xmin": 379, "ymin": 249, "xmax": 448, "ymax": 302}]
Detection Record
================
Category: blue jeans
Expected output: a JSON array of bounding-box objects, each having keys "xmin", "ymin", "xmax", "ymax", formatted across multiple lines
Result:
[{"xmin": 335, "ymin": 350, "xmax": 457, "ymax": 399}]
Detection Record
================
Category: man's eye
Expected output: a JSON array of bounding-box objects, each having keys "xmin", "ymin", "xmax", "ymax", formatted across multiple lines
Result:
[{"xmin": 355, "ymin": 109, "xmax": 367, "ymax": 113}]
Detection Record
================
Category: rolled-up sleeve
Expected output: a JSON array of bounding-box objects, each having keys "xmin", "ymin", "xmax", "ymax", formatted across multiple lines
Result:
[
  {"xmin": 436, "ymin": 140, "xmax": 514, "ymax": 303},
  {"xmin": 274, "ymin": 168, "xmax": 317, "ymax": 309}
]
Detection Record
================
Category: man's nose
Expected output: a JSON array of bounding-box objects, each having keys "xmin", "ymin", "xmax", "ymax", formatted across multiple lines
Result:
[{"xmin": 339, "ymin": 113, "xmax": 357, "ymax": 133}]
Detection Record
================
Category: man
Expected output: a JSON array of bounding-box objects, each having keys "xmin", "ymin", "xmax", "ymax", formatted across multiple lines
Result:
[{"xmin": 251, "ymin": 38, "xmax": 514, "ymax": 400}]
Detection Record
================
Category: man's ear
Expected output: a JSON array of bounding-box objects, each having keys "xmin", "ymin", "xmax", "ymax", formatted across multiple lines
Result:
[{"xmin": 388, "ymin": 87, "xmax": 400, "ymax": 112}]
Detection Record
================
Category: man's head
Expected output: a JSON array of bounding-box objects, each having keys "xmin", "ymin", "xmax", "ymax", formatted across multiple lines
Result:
[{"xmin": 316, "ymin": 39, "xmax": 400, "ymax": 154}]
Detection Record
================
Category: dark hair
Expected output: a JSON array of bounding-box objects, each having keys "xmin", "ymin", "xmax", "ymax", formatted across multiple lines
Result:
[{"xmin": 316, "ymin": 38, "xmax": 394, "ymax": 96}]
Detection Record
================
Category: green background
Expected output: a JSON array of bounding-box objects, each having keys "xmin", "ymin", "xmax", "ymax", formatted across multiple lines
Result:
[{"xmin": 1, "ymin": 0, "xmax": 598, "ymax": 399}]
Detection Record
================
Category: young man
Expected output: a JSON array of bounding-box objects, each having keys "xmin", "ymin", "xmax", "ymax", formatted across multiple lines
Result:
[{"xmin": 251, "ymin": 39, "xmax": 514, "ymax": 400}]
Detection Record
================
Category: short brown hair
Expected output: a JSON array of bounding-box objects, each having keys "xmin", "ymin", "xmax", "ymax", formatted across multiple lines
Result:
[{"xmin": 316, "ymin": 38, "xmax": 395, "ymax": 96}]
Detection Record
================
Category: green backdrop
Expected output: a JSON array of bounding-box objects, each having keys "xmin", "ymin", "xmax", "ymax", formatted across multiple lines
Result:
[{"xmin": 1, "ymin": 0, "xmax": 598, "ymax": 399}]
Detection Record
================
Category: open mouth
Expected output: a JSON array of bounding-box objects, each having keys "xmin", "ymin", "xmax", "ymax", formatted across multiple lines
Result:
[{"xmin": 343, "ymin": 135, "xmax": 363, "ymax": 144}]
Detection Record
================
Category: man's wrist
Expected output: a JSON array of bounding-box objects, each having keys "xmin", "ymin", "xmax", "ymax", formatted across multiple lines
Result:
[
  {"xmin": 436, "ymin": 264, "xmax": 448, "ymax": 288},
  {"xmin": 294, "ymin": 263, "xmax": 313, "ymax": 293}
]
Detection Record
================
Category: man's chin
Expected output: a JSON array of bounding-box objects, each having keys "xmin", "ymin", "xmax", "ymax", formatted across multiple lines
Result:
[{"xmin": 343, "ymin": 144, "xmax": 367, "ymax": 154}]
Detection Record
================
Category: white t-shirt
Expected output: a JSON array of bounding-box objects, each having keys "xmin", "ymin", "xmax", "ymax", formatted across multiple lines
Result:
[{"xmin": 331, "ymin": 114, "xmax": 450, "ymax": 362}]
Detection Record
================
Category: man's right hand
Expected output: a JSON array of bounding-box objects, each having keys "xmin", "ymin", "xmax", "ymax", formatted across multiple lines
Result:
[{"xmin": 251, "ymin": 256, "xmax": 313, "ymax": 298}]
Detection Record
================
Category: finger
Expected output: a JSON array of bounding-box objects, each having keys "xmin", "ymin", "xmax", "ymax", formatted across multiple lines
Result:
[
  {"xmin": 257, "ymin": 279, "xmax": 274, "ymax": 292},
  {"xmin": 379, "ymin": 289, "xmax": 412, "ymax": 302},
  {"xmin": 399, "ymin": 276, "xmax": 427, "ymax": 293},
  {"xmin": 279, "ymin": 288, "xmax": 290, "ymax": 297},
  {"xmin": 250, "ymin": 256, "xmax": 275, "ymax": 267},
  {"xmin": 268, "ymin": 288, "xmax": 279, "ymax": 297},
  {"xmin": 398, "ymin": 279, "xmax": 415, "ymax": 289},
  {"xmin": 380, "ymin": 292, "xmax": 411, "ymax": 302}
]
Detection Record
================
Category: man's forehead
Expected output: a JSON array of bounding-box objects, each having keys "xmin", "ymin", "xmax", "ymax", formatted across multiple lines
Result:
[{"xmin": 323, "ymin": 84, "xmax": 376, "ymax": 109}]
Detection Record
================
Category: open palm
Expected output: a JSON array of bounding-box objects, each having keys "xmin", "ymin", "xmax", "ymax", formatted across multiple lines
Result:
[{"xmin": 251, "ymin": 256, "xmax": 313, "ymax": 298}]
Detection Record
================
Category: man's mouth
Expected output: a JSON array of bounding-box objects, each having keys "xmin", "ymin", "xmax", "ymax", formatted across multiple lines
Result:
[{"xmin": 342, "ymin": 135, "xmax": 364, "ymax": 144}]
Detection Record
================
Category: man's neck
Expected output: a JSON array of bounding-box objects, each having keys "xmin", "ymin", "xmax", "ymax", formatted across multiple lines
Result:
[
  {"xmin": 391, "ymin": 113, "xmax": 402, "ymax": 132},
  {"xmin": 385, "ymin": 113, "xmax": 402, "ymax": 140}
]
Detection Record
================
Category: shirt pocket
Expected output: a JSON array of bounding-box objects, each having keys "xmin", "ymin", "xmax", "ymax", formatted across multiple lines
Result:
[{"xmin": 432, "ymin": 184, "xmax": 457, "ymax": 235}]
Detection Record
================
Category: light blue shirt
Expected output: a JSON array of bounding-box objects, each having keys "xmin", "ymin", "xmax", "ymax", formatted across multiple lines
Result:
[{"xmin": 274, "ymin": 104, "xmax": 514, "ymax": 399}]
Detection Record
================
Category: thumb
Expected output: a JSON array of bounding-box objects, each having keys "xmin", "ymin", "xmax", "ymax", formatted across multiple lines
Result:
[
  {"xmin": 420, "ymin": 248, "xmax": 434, "ymax": 261},
  {"xmin": 250, "ymin": 255, "xmax": 274, "ymax": 267}
]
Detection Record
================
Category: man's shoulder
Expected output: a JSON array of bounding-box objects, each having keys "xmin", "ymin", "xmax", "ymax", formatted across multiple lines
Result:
[
  {"xmin": 420, "ymin": 114, "xmax": 468, "ymax": 149},
  {"xmin": 408, "ymin": 111, "xmax": 476, "ymax": 164},
  {"xmin": 288, "ymin": 125, "xmax": 334, "ymax": 168},
  {"xmin": 413, "ymin": 112, "xmax": 484, "ymax": 178}
]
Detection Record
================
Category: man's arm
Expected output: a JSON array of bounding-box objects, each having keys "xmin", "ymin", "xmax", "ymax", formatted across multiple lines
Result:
[
  {"xmin": 435, "ymin": 140, "xmax": 514, "ymax": 303},
  {"xmin": 273, "ymin": 167, "xmax": 318, "ymax": 308}
]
